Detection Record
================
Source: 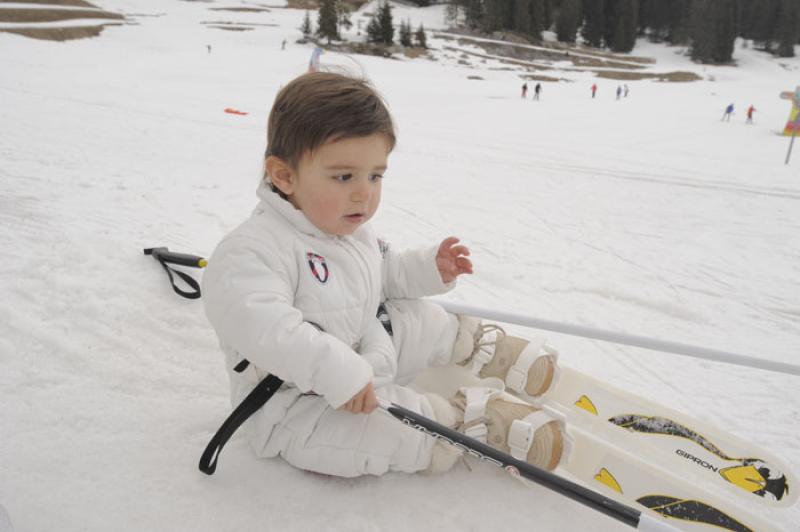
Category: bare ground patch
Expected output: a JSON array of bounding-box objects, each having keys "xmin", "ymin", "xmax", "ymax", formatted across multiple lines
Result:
[
  {"xmin": 208, "ymin": 25, "xmax": 253, "ymax": 31},
  {"xmin": 0, "ymin": 24, "xmax": 119, "ymax": 40},
  {"xmin": 520, "ymin": 73, "xmax": 567, "ymax": 82},
  {"xmin": 285, "ymin": 0, "xmax": 320, "ymax": 8},
  {"xmin": 202, "ymin": 20, "xmax": 278, "ymax": 27},
  {"xmin": 0, "ymin": 0, "xmax": 95, "ymax": 6},
  {"xmin": 0, "ymin": 1, "xmax": 126, "ymax": 41},
  {"xmin": 208, "ymin": 7, "xmax": 271, "ymax": 13},
  {"xmin": 0, "ymin": 8, "xmax": 123, "ymax": 23},
  {"xmin": 596, "ymin": 70, "xmax": 702, "ymax": 82},
  {"xmin": 283, "ymin": 0, "xmax": 368, "ymax": 8},
  {"xmin": 403, "ymin": 47, "xmax": 428, "ymax": 59}
]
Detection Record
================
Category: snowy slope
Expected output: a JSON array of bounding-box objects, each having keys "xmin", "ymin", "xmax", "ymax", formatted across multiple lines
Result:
[{"xmin": 1, "ymin": 1, "xmax": 799, "ymax": 531}]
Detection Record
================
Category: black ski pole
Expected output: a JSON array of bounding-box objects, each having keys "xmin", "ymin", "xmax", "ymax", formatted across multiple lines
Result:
[{"xmin": 377, "ymin": 398, "xmax": 678, "ymax": 531}]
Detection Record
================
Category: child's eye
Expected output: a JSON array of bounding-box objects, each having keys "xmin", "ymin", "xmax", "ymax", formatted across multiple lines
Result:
[
  {"xmin": 333, "ymin": 174, "xmax": 352, "ymax": 182},
  {"xmin": 369, "ymin": 173, "xmax": 384, "ymax": 182}
]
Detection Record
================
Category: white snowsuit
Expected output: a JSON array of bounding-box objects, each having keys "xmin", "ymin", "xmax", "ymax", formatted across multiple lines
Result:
[{"xmin": 202, "ymin": 183, "xmax": 460, "ymax": 477}]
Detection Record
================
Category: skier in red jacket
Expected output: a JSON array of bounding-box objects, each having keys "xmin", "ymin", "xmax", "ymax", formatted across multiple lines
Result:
[{"xmin": 746, "ymin": 105, "xmax": 756, "ymax": 124}]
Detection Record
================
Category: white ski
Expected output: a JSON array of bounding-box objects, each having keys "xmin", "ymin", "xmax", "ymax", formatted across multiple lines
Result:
[
  {"xmin": 413, "ymin": 364, "xmax": 796, "ymax": 531},
  {"xmin": 561, "ymin": 427, "xmax": 780, "ymax": 532},
  {"xmin": 541, "ymin": 367, "xmax": 796, "ymax": 510}
]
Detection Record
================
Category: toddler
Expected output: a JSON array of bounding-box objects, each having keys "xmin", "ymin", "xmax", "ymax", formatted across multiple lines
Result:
[{"xmin": 202, "ymin": 72, "xmax": 567, "ymax": 477}]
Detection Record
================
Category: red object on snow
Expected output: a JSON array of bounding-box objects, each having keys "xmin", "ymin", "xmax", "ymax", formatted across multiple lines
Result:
[{"xmin": 224, "ymin": 108, "xmax": 248, "ymax": 115}]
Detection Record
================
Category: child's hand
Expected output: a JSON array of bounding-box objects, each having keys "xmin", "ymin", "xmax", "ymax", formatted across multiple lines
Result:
[
  {"xmin": 339, "ymin": 382, "xmax": 377, "ymax": 414},
  {"xmin": 436, "ymin": 236, "xmax": 473, "ymax": 284}
]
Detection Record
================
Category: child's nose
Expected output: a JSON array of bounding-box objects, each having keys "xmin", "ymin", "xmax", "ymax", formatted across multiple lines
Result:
[{"xmin": 351, "ymin": 180, "xmax": 371, "ymax": 202}]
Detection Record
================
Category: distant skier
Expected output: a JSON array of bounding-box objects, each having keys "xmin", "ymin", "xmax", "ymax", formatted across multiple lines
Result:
[
  {"xmin": 207, "ymin": 44, "xmax": 211, "ymax": 54},
  {"xmin": 616, "ymin": 86, "xmax": 622, "ymax": 100},
  {"xmin": 282, "ymin": 39, "xmax": 287, "ymax": 50},
  {"xmin": 624, "ymin": 84, "xmax": 629, "ymax": 98},
  {"xmin": 534, "ymin": 82, "xmax": 542, "ymax": 100},
  {"xmin": 202, "ymin": 72, "xmax": 567, "ymax": 481},
  {"xmin": 591, "ymin": 83, "xmax": 597, "ymax": 99},
  {"xmin": 746, "ymin": 105, "xmax": 756, "ymax": 124},
  {"xmin": 521, "ymin": 82, "xmax": 528, "ymax": 99},
  {"xmin": 722, "ymin": 103, "xmax": 734, "ymax": 122}
]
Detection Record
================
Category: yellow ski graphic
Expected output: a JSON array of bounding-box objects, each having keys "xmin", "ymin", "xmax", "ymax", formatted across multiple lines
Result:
[
  {"xmin": 575, "ymin": 394, "xmax": 598, "ymax": 415},
  {"xmin": 594, "ymin": 468, "xmax": 623, "ymax": 494},
  {"xmin": 720, "ymin": 465, "xmax": 767, "ymax": 494}
]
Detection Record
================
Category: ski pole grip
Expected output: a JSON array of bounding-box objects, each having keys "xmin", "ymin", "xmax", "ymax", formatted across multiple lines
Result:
[{"xmin": 144, "ymin": 247, "xmax": 207, "ymax": 268}]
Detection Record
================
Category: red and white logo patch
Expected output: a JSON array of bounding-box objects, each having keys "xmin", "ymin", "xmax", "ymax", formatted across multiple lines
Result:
[{"xmin": 306, "ymin": 252, "xmax": 329, "ymax": 284}]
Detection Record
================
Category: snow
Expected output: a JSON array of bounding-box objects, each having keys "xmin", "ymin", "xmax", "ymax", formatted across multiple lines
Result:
[{"xmin": 1, "ymin": 1, "xmax": 799, "ymax": 531}]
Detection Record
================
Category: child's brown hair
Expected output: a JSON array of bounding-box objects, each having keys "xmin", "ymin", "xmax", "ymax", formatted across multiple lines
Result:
[{"xmin": 265, "ymin": 72, "xmax": 396, "ymax": 181}]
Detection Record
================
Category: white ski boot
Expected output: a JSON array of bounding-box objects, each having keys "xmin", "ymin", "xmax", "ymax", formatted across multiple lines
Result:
[
  {"xmin": 453, "ymin": 387, "xmax": 568, "ymax": 470},
  {"xmin": 425, "ymin": 387, "xmax": 569, "ymax": 473},
  {"xmin": 453, "ymin": 316, "xmax": 560, "ymax": 401}
]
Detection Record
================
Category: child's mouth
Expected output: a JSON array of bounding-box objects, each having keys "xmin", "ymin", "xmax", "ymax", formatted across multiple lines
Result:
[{"xmin": 344, "ymin": 213, "xmax": 364, "ymax": 222}]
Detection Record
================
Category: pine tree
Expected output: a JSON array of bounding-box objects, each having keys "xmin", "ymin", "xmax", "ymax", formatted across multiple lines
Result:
[
  {"xmin": 366, "ymin": 15, "xmax": 382, "ymax": 43},
  {"xmin": 445, "ymin": 2, "xmax": 460, "ymax": 27},
  {"xmin": 378, "ymin": 1, "xmax": 395, "ymax": 44},
  {"xmin": 542, "ymin": 0, "xmax": 554, "ymax": 31},
  {"xmin": 300, "ymin": 10, "xmax": 313, "ymax": 38},
  {"xmin": 667, "ymin": 0, "xmax": 692, "ymax": 44},
  {"xmin": 609, "ymin": 0, "xmax": 638, "ymax": 52},
  {"xmin": 465, "ymin": 0, "xmax": 483, "ymax": 30},
  {"xmin": 483, "ymin": 0, "xmax": 512, "ymax": 33},
  {"xmin": 400, "ymin": 19, "xmax": 413, "ymax": 46},
  {"xmin": 638, "ymin": 0, "xmax": 650, "ymax": 35},
  {"xmin": 736, "ymin": 0, "xmax": 753, "ymax": 39},
  {"xmin": 776, "ymin": 0, "xmax": 800, "ymax": 57},
  {"xmin": 530, "ymin": 0, "xmax": 545, "ymax": 39},
  {"xmin": 689, "ymin": 0, "xmax": 713, "ymax": 60},
  {"xmin": 581, "ymin": 0, "xmax": 605, "ymax": 47},
  {"xmin": 317, "ymin": 0, "xmax": 339, "ymax": 43},
  {"xmin": 515, "ymin": 0, "xmax": 532, "ymax": 34},
  {"xmin": 712, "ymin": 0, "xmax": 737, "ymax": 62},
  {"xmin": 415, "ymin": 23, "xmax": 428, "ymax": 48},
  {"xmin": 555, "ymin": 0, "xmax": 581, "ymax": 43},
  {"xmin": 337, "ymin": 2, "xmax": 353, "ymax": 34},
  {"xmin": 640, "ymin": 0, "xmax": 671, "ymax": 42},
  {"xmin": 750, "ymin": 0, "xmax": 780, "ymax": 48},
  {"xmin": 602, "ymin": 0, "xmax": 617, "ymax": 47},
  {"xmin": 690, "ymin": 0, "xmax": 737, "ymax": 63}
]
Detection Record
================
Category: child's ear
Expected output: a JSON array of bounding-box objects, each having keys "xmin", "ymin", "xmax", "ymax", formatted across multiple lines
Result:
[{"xmin": 266, "ymin": 156, "xmax": 295, "ymax": 196}]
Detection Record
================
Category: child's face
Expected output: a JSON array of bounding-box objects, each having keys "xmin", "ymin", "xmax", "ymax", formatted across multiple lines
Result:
[{"xmin": 276, "ymin": 133, "xmax": 390, "ymax": 236}]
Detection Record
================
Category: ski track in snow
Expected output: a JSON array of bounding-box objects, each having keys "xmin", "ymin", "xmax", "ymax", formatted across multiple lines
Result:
[{"xmin": 1, "ymin": 1, "xmax": 800, "ymax": 531}]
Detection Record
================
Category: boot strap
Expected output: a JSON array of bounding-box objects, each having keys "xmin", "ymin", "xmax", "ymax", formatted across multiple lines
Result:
[
  {"xmin": 508, "ymin": 407, "xmax": 572, "ymax": 467},
  {"xmin": 466, "ymin": 332, "xmax": 498, "ymax": 375},
  {"xmin": 506, "ymin": 340, "xmax": 559, "ymax": 396},
  {"xmin": 508, "ymin": 410, "xmax": 555, "ymax": 460},
  {"xmin": 460, "ymin": 386, "xmax": 502, "ymax": 443}
]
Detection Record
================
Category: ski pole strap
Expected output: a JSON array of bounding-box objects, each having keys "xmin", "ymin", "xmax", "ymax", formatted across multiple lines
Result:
[
  {"xmin": 143, "ymin": 247, "xmax": 206, "ymax": 300},
  {"xmin": 199, "ymin": 321, "xmax": 326, "ymax": 475},
  {"xmin": 199, "ymin": 368, "xmax": 285, "ymax": 475}
]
